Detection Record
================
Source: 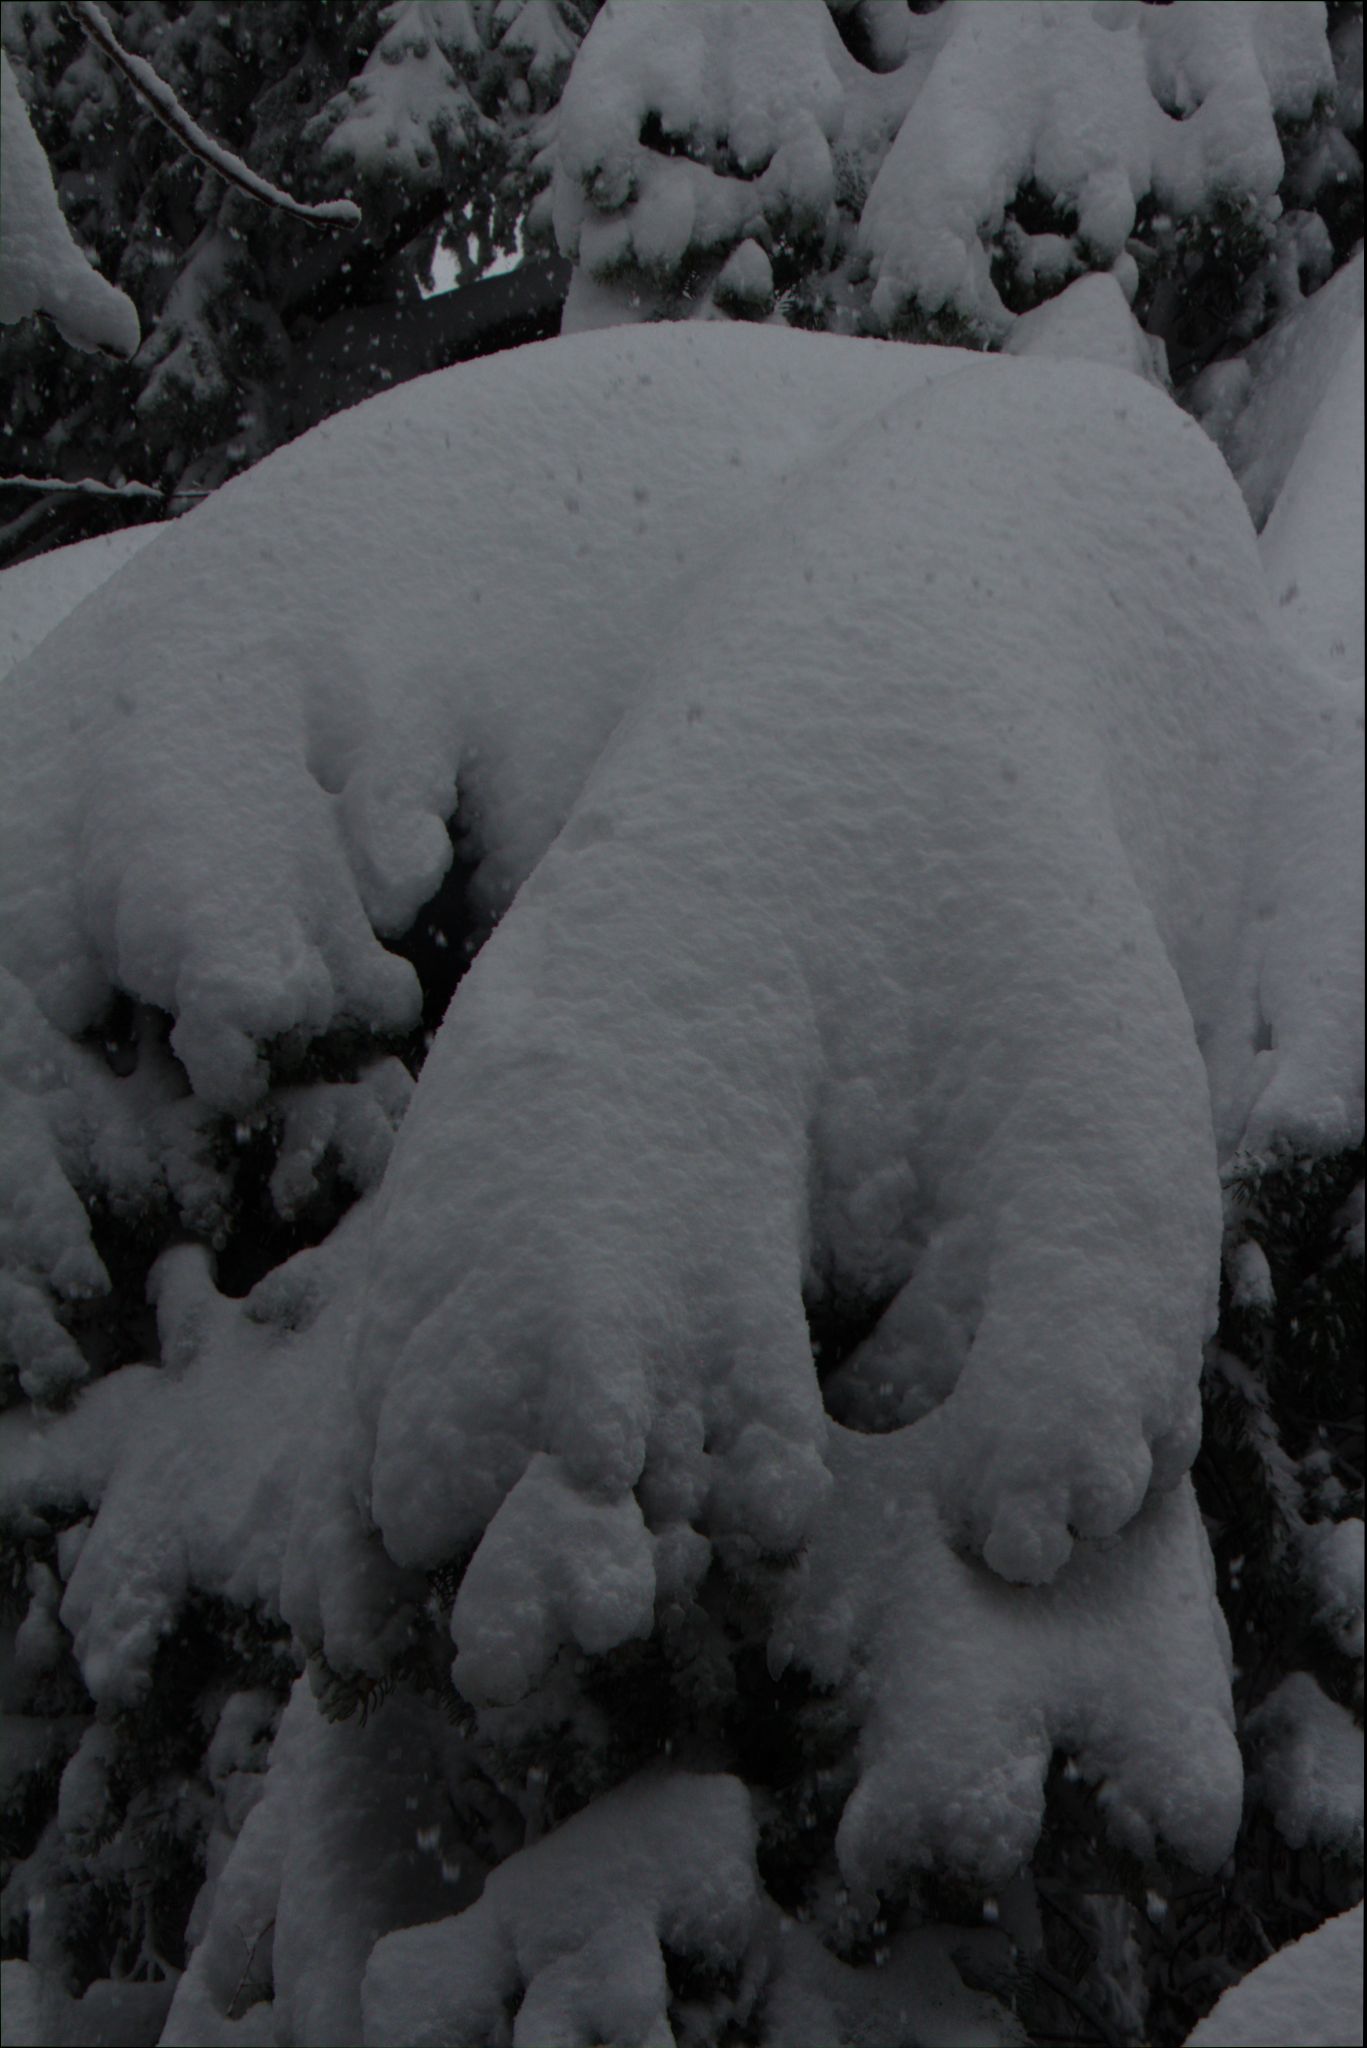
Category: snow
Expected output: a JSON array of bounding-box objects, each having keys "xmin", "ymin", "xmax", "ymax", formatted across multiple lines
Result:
[
  {"xmin": 553, "ymin": 0, "xmax": 848, "ymax": 315},
  {"xmin": 1184, "ymin": 1903, "xmax": 1364, "ymax": 2048},
  {"xmin": 773, "ymin": 1443, "xmax": 1240, "ymax": 1889},
  {"xmin": 0, "ymin": 524, "xmax": 164, "ymax": 683},
  {"xmin": 0, "ymin": 325, "xmax": 959, "ymax": 1116},
  {"xmin": 1193, "ymin": 249, "xmax": 1365, "ymax": 681},
  {"xmin": 0, "ymin": 314, "xmax": 1361, "ymax": 1983},
  {"xmin": 361, "ymin": 1771, "xmax": 758, "ymax": 2047},
  {"xmin": 553, "ymin": 2, "xmax": 1333, "ymax": 346},
  {"xmin": 862, "ymin": 0, "xmax": 1332, "ymax": 336},
  {"xmin": 859, "ymin": 1, "xmax": 1156, "ymax": 337},
  {"xmin": 162, "ymin": 1676, "xmax": 482, "ymax": 2048},
  {"xmin": 1004, "ymin": 270, "xmax": 1168, "ymax": 385},
  {"xmin": 452, "ymin": 1449, "xmax": 656, "ymax": 1705},
  {"xmin": 1303, "ymin": 1514, "xmax": 1366, "ymax": 1659},
  {"xmin": 0, "ymin": 1962, "xmax": 172, "ymax": 2048},
  {"xmin": 1198, "ymin": 251, "xmax": 1365, "ymax": 531},
  {"xmin": 715, "ymin": 236, "xmax": 775, "ymax": 316},
  {"xmin": 762, "ymin": 1918, "xmax": 1028, "ymax": 2048},
  {"xmin": 23, "ymin": 1201, "xmax": 387, "ymax": 1705},
  {"xmin": 1248, "ymin": 1670, "xmax": 1364, "ymax": 1858},
  {"xmin": 0, "ymin": 48, "xmax": 140, "ymax": 357},
  {"xmin": 1259, "ymin": 286, "xmax": 1365, "ymax": 680}
]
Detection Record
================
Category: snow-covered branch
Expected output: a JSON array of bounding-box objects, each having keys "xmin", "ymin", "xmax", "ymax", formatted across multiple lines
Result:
[
  {"xmin": 0, "ymin": 47, "xmax": 140, "ymax": 356},
  {"xmin": 0, "ymin": 473, "xmax": 163, "ymax": 501},
  {"xmin": 69, "ymin": 1, "xmax": 362, "ymax": 230}
]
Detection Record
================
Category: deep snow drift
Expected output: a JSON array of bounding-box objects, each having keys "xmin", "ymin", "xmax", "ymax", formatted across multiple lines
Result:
[{"xmin": 0, "ymin": 302, "xmax": 1361, "ymax": 2045}]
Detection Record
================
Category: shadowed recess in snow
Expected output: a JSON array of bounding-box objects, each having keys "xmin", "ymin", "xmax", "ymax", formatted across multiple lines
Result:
[{"xmin": 382, "ymin": 811, "xmax": 498, "ymax": 1044}]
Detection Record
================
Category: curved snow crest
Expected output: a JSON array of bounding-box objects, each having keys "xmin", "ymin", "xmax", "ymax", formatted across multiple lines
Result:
[
  {"xmin": 1193, "ymin": 250, "xmax": 1365, "ymax": 680},
  {"xmin": 0, "ymin": 524, "xmax": 165, "ymax": 685}
]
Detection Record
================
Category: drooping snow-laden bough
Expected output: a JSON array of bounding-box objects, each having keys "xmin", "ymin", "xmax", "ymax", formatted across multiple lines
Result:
[{"xmin": 0, "ymin": 296, "xmax": 1360, "ymax": 2045}]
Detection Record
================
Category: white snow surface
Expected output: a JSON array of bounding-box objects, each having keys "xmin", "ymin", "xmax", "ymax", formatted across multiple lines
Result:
[
  {"xmin": 761, "ymin": 1918, "xmax": 1028, "ymax": 2048},
  {"xmin": 0, "ymin": 1961, "xmax": 171, "ymax": 2048},
  {"xmin": 0, "ymin": 49, "xmax": 140, "ymax": 358},
  {"xmin": 0, "ymin": 524, "xmax": 164, "ymax": 683},
  {"xmin": 1184, "ymin": 1903, "xmax": 1364, "ymax": 2048},
  {"xmin": 307, "ymin": 0, "xmax": 490, "ymax": 191},
  {"xmin": 773, "ymin": 1446, "xmax": 1240, "ymax": 1888},
  {"xmin": 1004, "ymin": 271, "xmax": 1168, "ymax": 387},
  {"xmin": 1200, "ymin": 249, "xmax": 1364, "ymax": 530},
  {"xmin": 1303, "ymin": 1513, "xmax": 1366, "ymax": 1659},
  {"xmin": 1, "ymin": 318, "xmax": 1362, "ymax": 1921}
]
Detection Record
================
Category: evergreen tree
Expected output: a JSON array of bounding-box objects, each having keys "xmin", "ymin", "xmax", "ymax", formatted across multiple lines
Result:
[
  {"xmin": 549, "ymin": 0, "xmax": 1362, "ymax": 400},
  {"xmin": 0, "ymin": 7, "xmax": 1362, "ymax": 2046}
]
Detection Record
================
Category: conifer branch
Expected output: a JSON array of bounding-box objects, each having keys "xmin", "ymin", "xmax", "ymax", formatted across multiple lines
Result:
[{"xmin": 0, "ymin": 473, "xmax": 163, "ymax": 500}]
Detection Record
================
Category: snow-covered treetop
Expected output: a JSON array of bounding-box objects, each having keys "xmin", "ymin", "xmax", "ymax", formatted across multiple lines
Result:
[{"xmin": 0, "ymin": 46, "xmax": 139, "ymax": 357}]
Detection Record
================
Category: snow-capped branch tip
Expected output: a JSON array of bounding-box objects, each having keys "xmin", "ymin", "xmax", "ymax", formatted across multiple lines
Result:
[{"xmin": 68, "ymin": 1, "xmax": 362, "ymax": 231}]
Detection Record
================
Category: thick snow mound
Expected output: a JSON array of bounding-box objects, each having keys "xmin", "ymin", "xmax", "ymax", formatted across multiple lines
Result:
[
  {"xmin": 313, "ymin": 339, "xmax": 1357, "ymax": 1650},
  {"xmin": 1200, "ymin": 250, "xmax": 1364, "ymax": 530},
  {"xmin": 2, "ymin": 321, "xmax": 1359, "ymax": 1901},
  {"xmin": 1184, "ymin": 1903, "xmax": 1364, "ymax": 2048},
  {"xmin": 1004, "ymin": 271, "xmax": 1168, "ymax": 386},
  {"xmin": 0, "ymin": 50, "xmax": 140, "ymax": 358},
  {"xmin": 553, "ymin": 0, "xmax": 849, "ymax": 306}
]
